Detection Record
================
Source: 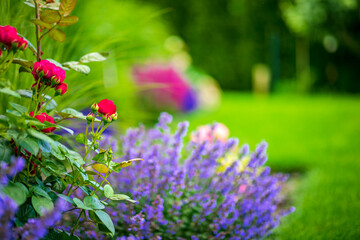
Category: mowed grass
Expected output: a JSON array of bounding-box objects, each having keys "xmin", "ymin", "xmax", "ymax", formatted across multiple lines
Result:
[{"xmin": 174, "ymin": 92, "xmax": 360, "ymax": 240}]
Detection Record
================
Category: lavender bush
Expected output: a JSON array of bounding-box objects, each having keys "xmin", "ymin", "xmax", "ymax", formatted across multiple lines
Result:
[{"xmin": 101, "ymin": 113, "xmax": 295, "ymax": 240}]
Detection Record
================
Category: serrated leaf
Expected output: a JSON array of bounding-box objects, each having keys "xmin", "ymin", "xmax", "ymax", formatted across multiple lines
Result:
[
  {"xmin": 49, "ymin": 141, "xmax": 65, "ymax": 160},
  {"xmin": 17, "ymin": 137, "xmax": 39, "ymax": 155},
  {"xmin": 67, "ymin": 149, "xmax": 84, "ymax": 165},
  {"xmin": 40, "ymin": 9, "xmax": 61, "ymax": 24},
  {"xmin": 94, "ymin": 210, "xmax": 115, "ymax": 235},
  {"xmin": 30, "ymin": 19, "xmax": 52, "ymax": 28},
  {"xmin": 0, "ymin": 88, "xmax": 21, "ymax": 98},
  {"xmin": 63, "ymin": 62, "xmax": 90, "ymax": 75},
  {"xmin": 58, "ymin": 194, "xmax": 75, "ymax": 206},
  {"xmin": 80, "ymin": 52, "xmax": 108, "ymax": 63},
  {"xmin": 109, "ymin": 194, "xmax": 136, "ymax": 203},
  {"xmin": 16, "ymin": 89, "xmax": 33, "ymax": 98},
  {"xmin": 103, "ymin": 184, "xmax": 114, "ymax": 198},
  {"xmin": 57, "ymin": 15, "xmax": 79, "ymax": 26},
  {"xmin": 32, "ymin": 195, "xmax": 54, "ymax": 216},
  {"xmin": 9, "ymin": 102, "xmax": 27, "ymax": 113},
  {"xmin": 28, "ymin": 128, "xmax": 55, "ymax": 144},
  {"xmin": 83, "ymin": 196, "xmax": 105, "ymax": 210},
  {"xmin": 12, "ymin": 58, "xmax": 33, "ymax": 68},
  {"xmin": 116, "ymin": 158, "xmax": 143, "ymax": 169},
  {"xmin": 56, "ymin": 124, "xmax": 74, "ymax": 135},
  {"xmin": 93, "ymin": 163, "xmax": 109, "ymax": 174},
  {"xmin": 57, "ymin": 108, "xmax": 86, "ymax": 120},
  {"xmin": 49, "ymin": 28, "xmax": 66, "ymax": 42},
  {"xmin": 59, "ymin": 0, "xmax": 77, "ymax": 16}
]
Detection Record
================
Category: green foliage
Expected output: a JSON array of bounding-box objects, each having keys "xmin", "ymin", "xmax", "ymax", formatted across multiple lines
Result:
[{"xmin": 0, "ymin": 1, "xmax": 140, "ymax": 238}]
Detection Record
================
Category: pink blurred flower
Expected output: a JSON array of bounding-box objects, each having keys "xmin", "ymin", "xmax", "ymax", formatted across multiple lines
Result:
[
  {"xmin": 133, "ymin": 64, "xmax": 197, "ymax": 112},
  {"xmin": 238, "ymin": 184, "xmax": 247, "ymax": 194},
  {"xmin": 191, "ymin": 123, "xmax": 229, "ymax": 143}
]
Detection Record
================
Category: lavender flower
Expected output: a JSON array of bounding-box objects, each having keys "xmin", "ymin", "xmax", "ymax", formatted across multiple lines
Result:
[
  {"xmin": 0, "ymin": 156, "xmax": 25, "ymax": 185},
  {"xmin": 106, "ymin": 113, "xmax": 294, "ymax": 239},
  {"xmin": 0, "ymin": 194, "xmax": 18, "ymax": 239},
  {"xmin": 14, "ymin": 199, "xmax": 69, "ymax": 240}
]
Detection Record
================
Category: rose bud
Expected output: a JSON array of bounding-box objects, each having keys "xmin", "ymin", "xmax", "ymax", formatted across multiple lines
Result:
[
  {"xmin": 0, "ymin": 25, "xmax": 18, "ymax": 47},
  {"xmin": 51, "ymin": 66, "xmax": 66, "ymax": 84},
  {"xmin": 0, "ymin": 49, "xmax": 2, "ymax": 57},
  {"xmin": 111, "ymin": 112, "xmax": 118, "ymax": 121},
  {"xmin": 86, "ymin": 113, "xmax": 94, "ymax": 123},
  {"xmin": 55, "ymin": 83, "xmax": 67, "ymax": 96},
  {"xmin": 91, "ymin": 103, "xmax": 99, "ymax": 113},
  {"xmin": 32, "ymin": 60, "xmax": 66, "ymax": 84},
  {"xmin": 102, "ymin": 114, "xmax": 112, "ymax": 124},
  {"xmin": 98, "ymin": 99, "xmax": 117, "ymax": 116}
]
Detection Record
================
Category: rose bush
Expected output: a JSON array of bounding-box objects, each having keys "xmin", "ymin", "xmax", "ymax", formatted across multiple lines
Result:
[{"xmin": 0, "ymin": 1, "xmax": 139, "ymax": 239}]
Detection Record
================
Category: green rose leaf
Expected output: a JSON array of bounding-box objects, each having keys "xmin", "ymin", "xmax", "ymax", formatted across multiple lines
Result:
[
  {"xmin": 31, "ymin": 195, "xmax": 54, "ymax": 216},
  {"xmin": 73, "ymin": 197, "xmax": 92, "ymax": 210},
  {"xmin": 27, "ymin": 128, "xmax": 55, "ymax": 144},
  {"xmin": 58, "ymin": 108, "xmax": 86, "ymax": 120},
  {"xmin": 59, "ymin": 0, "xmax": 78, "ymax": 16},
  {"xmin": 94, "ymin": 210, "xmax": 115, "ymax": 236},
  {"xmin": 83, "ymin": 196, "xmax": 105, "ymax": 210},
  {"xmin": 103, "ymin": 184, "xmax": 114, "ymax": 198},
  {"xmin": 80, "ymin": 52, "xmax": 109, "ymax": 63},
  {"xmin": 57, "ymin": 16, "xmax": 79, "ymax": 26},
  {"xmin": 17, "ymin": 137, "xmax": 40, "ymax": 155},
  {"xmin": 12, "ymin": 58, "xmax": 33, "ymax": 69},
  {"xmin": 9, "ymin": 102, "xmax": 27, "ymax": 113},
  {"xmin": 62, "ymin": 62, "xmax": 90, "ymax": 75},
  {"xmin": 109, "ymin": 194, "xmax": 136, "ymax": 203},
  {"xmin": 0, "ymin": 88, "xmax": 21, "ymax": 98},
  {"xmin": 58, "ymin": 194, "xmax": 75, "ymax": 206},
  {"xmin": 49, "ymin": 28, "xmax": 66, "ymax": 42},
  {"xmin": 40, "ymin": 9, "xmax": 61, "ymax": 24},
  {"xmin": 30, "ymin": 19, "xmax": 52, "ymax": 29}
]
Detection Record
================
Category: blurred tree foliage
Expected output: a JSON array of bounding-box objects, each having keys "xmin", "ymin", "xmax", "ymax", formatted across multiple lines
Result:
[
  {"xmin": 281, "ymin": 0, "xmax": 360, "ymax": 92},
  {"xmin": 140, "ymin": 0, "xmax": 294, "ymax": 90},
  {"xmin": 142, "ymin": 0, "xmax": 360, "ymax": 93}
]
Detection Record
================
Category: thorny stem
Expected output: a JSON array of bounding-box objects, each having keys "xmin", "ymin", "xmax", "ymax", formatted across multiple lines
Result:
[{"xmin": 34, "ymin": 0, "xmax": 41, "ymax": 62}]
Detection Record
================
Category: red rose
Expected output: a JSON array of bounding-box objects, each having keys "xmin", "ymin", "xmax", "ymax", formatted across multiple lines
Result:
[
  {"xmin": 55, "ymin": 83, "xmax": 67, "ymax": 96},
  {"xmin": 0, "ymin": 25, "xmax": 18, "ymax": 46},
  {"xmin": 12, "ymin": 36, "xmax": 28, "ymax": 50},
  {"xmin": 32, "ymin": 60, "xmax": 66, "ymax": 85},
  {"xmin": 30, "ymin": 111, "xmax": 56, "ymax": 133},
  {"xmin": 98, "ymin": 99, "xmax": 117, "ymax": 116}
]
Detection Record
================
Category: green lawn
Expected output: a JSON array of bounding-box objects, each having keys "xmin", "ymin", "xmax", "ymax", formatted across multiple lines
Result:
[{"xmin": 175, "ymin": 92, "xmax": 360, "ymax": 240}]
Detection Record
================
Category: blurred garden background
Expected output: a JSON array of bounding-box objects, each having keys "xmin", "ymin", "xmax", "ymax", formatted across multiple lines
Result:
[{"xmin": 1, "ymin": 0, "xmax": 360, "ymax": 239}]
